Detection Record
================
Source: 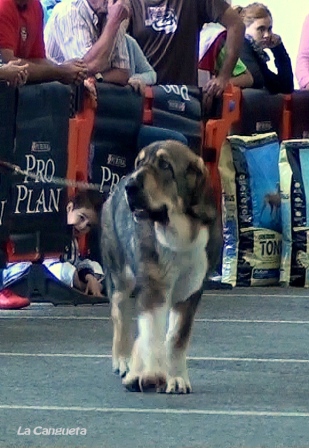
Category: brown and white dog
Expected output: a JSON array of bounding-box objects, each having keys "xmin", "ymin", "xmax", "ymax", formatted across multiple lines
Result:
[{"xmin": 101, "ymin": 140, "xmax": 221, "ymax": 393}]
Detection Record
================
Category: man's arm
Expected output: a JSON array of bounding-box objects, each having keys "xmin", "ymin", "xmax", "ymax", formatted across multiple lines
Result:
[
  {"xmin": 204, "ymin": 5, "xmax": 245, "ymax": 97},
  {"xmin": 0, "ymin": 0, "xmax": 87, "ymax": 84},
  {"xmin": 83, "ymin": 0, "xmax": 130, "ymax": 75},
  {"xmin": 0, "ymin": 49, "xmax": 87, "ymax": 84},
  {"xmin": 98, "ymin": 68, "xmax": 130, "ymax": 85},
  {"xmin": 217, "ymin": 7, "xmax": 245, "ymax": 84},
  {"xmin": 46, "ymin": 0, "xmax": 130, "ymax": 83}
]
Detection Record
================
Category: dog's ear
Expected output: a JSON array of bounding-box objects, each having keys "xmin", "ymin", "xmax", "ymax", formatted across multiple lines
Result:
[
  {"xmin": 186, "ymin": 157, "xmax": 217, "ymax": 225},
  {"xmin": 186, "ymin": 157, "xmax": 223, "ymax": 273}
]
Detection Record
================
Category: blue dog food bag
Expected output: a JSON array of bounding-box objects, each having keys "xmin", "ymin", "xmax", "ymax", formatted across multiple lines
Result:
[
  {"xmin": 279, "ymin": 139, "xmax": 309, "ymax": 286},
  {"xmin": 219, "ymin": 132, "xmax": 282, "ymax": 286}
]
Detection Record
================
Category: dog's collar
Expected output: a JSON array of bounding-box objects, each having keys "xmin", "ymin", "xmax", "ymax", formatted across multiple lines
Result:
[{"xmin": 148, "ymin": 207, "xmax": 169, "ymax": 224}]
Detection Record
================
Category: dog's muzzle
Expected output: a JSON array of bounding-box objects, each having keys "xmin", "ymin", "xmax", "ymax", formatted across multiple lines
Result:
[
  {"xmin": 125, "ymin": 175, "xmax": 149, "ymax": 217},
  {"xmin": 125, "ymin": 175, "xmax": 168, "ymax": 223}
]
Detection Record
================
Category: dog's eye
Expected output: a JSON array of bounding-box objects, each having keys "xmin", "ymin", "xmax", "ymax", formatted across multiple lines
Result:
[
  {"xmin": 158, "ymin": 159, "xmax": 172, "ymax": 171},
  {"xmin": 135, "ymin": 158, "xmax": 143, "ymax": 168}
]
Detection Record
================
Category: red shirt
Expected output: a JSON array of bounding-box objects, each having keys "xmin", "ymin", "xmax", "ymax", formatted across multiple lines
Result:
[
  {"xmin": 198, "ymin": 31, "xmax": 226, "ymax": 73},
  {"xmin": 0, "ymin": 0, "xmax": 45, "ymax": 59}
]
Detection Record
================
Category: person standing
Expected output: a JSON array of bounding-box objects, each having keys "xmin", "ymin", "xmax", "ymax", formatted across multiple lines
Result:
[{"xmin": 127, "ymin": 0, "xmax": 245, "ymax": 100}]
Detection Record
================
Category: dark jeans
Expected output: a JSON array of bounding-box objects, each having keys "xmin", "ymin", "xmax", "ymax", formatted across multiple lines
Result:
[{"xmin": 137, "ymin": 125, "xmax": 188, "ymax": 150}]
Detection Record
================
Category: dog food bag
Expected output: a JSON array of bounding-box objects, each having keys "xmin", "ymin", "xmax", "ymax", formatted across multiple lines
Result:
[
  {"xmin": 219, "ymin": 132, "xmax": 282, "ymax": 286},
  {"xmin": 279, "ymin": 139, "xmax": 309, "ymax": 286}
]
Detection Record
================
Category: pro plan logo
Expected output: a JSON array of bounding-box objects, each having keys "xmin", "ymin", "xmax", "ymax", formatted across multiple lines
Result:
[
  {"xmin": 146, "ymin": 6, "xmax": 177, "ymax": 34},
  {"xmin": 20, "ymin": 26, "xmax": 27, "ymax": 42},
  {"xmin": 107, "ymin": 153, "xmax": 126, "ymax": 168},
  {"xmin": 31, "ymin": 141, "xmax": 51, "ymax": 153},
  {"xmin": 256, "ymin": 121, "xmax": 272, "ymax": 132}
]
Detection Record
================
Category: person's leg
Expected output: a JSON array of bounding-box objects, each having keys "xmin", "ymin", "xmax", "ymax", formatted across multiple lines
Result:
[
  {"xmin": 0, "ymin": 264, "xmax": 31, "ymax": 310},
  {"xmin": 44, "ymin": 260, "xmax": 104, "ymax": 295},
  {"xmin": 0, "ymin": 288, "xmax": 30, "ymax": 309},
  {"xmin": 137, "ymin": 125, "xmax": 188, "ymax": 150},
  {"xmin": 43, "ymin": 260, "xmax": 76, "ymax": 287}
]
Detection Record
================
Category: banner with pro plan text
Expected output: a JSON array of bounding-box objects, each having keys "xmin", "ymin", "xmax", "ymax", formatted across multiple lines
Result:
[
  {"xmin": 1, "ymin": 82, "xmax": 72, "ymax": 256},
  {"xmin": 219, "ymin": 132, "xmax": 282, "ymax": 286},
  {"xmin": 89, "ymin": 83, "xmax": 143, "ymax": 195}
]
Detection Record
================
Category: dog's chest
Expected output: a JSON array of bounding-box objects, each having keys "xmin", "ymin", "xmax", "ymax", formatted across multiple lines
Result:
[{"xmin": 155, "ymin": 226, "xmax": 209, "ymax": 303}]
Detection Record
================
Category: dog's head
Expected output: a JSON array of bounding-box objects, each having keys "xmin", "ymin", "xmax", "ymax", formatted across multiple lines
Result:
[{"xmin": 125, "ymin": 140, "xmax": 217, "ymax": 225}]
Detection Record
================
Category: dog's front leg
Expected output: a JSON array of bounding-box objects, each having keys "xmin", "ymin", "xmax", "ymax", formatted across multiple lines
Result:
[
  {"xmin": 111, "ymin": 291, "xmax": 135, "ymax": 378},
  {"xmin": 165, "ymin": 290, "xmax": 201, "ymax": 394},
  {"xmin": 123, "ymin": 303, "xmax": 168, "ymax": 392}
]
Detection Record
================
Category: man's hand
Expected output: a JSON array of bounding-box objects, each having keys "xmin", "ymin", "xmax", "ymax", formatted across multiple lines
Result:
[
  {"xmin": 128, "ymin": 77, "xmax": 146, "ymax": 95},
  {"xmin": 60, "ymin": 59, "xmax": 88, "ymax": 85},
  {"xmin": 203, "ymin": 74, "xmax": 230, "ymax": 98},
  {"xmin": 107, "ymin": 0, "xmax": 130, "ymax": 25},
  {"xmin": 202, "ymin": 74, "xmax": 230, "ymax": 113},
  {"xmin": 1, "ymin": 59, "xmax": 28, "ymax": 87},
  {"xmin": 84, "ymin": 274, "xmax": 103, "ymax": 296}
]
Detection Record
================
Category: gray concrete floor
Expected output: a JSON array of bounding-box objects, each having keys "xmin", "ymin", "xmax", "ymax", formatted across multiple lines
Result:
[{"xmin": 1, "ymin": 287, "xmax": 309, "ymax": 448}]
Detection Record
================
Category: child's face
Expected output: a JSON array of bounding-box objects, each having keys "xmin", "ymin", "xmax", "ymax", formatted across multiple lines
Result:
[
  {"xmin": 67, "ymin": 203, "xmax": 98, "ymax": 235},
  {"xmin": 245, "ymin": 16, "xmax": 273, "ymax": 48}
]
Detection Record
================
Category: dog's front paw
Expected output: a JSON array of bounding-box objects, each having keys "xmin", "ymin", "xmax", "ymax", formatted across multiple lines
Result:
[
  {"xmin": 122, "ymin": 371, "xmax": 166, "ymax": 393},
  {"xmin": 112, "ymin": 357, "xmax": 130, "ymax": 378},
  {"xmin": 166, "ymin": 376, "xmax": 192, "ymax": 394}
]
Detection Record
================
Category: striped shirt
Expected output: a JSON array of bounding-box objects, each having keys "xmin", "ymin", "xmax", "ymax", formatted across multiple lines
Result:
[{"xmin": 44, "ymin": 0, "xmax": 129, "ymax": 69}]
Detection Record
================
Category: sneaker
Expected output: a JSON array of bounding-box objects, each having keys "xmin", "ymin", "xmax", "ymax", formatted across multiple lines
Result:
[
  {"xmin": 208, "ymin": 271, "xmax": 222, "ymax": 282},
  {"xmin": 0, "ymin": 289, "xmax": 30, "ymax": 310}
]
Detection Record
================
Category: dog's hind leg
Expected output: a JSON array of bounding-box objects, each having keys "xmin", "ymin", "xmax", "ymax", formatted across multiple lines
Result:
[
  {"xmin": 165, "ymin": 289, "xmax": 202, "ymax": 394},
  {"xmin": 111, "ymin": 291, "xmax": 135, "ymax": 378}
]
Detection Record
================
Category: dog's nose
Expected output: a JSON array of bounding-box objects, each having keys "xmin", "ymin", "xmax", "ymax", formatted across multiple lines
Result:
[{"xmin": 125, "ymin": 174, "xmax": 144, "ymax": 196}]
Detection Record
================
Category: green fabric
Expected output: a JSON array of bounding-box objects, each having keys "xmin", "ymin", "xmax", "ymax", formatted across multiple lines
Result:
[{"xmin": 216, "ymin": 47, "xmax": 247, "ymax": 76}]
